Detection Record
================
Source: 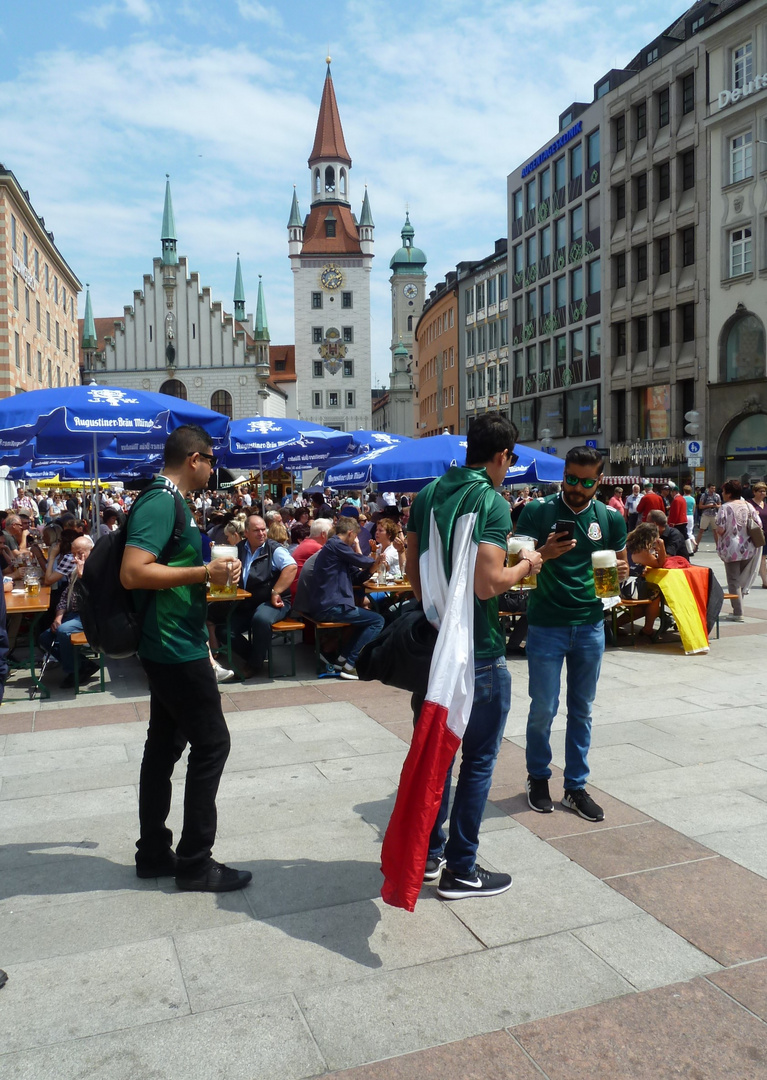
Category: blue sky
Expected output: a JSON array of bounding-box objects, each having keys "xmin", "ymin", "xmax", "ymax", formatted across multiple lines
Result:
[{"xmin": 2, "ymin": 0, "xmax": 680, "ymax": 386}]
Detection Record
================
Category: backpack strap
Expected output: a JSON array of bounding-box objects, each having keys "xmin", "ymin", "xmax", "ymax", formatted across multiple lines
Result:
[{"xmin": 127, "ymin": 478, "xmax": 188, "ymax": 565}]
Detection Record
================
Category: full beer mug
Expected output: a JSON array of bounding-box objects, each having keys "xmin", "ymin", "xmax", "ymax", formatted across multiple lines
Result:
[
  {"xmin": 592, "ymin": 550, "xmax": 619, "ymax": 599},
  {"xmin": 507, "ymin": 535, "xmax": 537, "ymax": 590},
  {"xmin": 209, "ymin": 544, "xmax": 238, "ymax": 597}
]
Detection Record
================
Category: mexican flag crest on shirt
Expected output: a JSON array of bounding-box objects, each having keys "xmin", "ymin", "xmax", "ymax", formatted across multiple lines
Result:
[{"xmin": 380, "ymin": 467, "xmax": 501, "ymax": 911}]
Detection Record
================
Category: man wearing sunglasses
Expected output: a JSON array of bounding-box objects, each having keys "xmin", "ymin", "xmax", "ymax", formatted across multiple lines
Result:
[
  {"xmin": 122, "ymin": 424, "xmax": 251, "ymax": 893},
  {"xmin": 516, "ymin": 446, "xmax": 628, "ymax": 822}
]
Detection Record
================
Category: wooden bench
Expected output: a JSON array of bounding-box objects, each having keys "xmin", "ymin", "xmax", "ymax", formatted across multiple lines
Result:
[
  {"xmin": 610, "ymin": 598, "xmax": 652, "ymax": 646},
  {"xmin": 267, "ymin": 618, "xmax": 306, "ymax": 678},
  {"xmin": 69, "ymin": 632, "xmax": 106, "ymax": 694},
  {"xmin": 293, "ymin": 612, "xmax": 351, "ymax": 675}
]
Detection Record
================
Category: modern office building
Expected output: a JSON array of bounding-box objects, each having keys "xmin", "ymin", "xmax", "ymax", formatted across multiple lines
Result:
[
  {"xmin": 505, "ymin": 0, "xmax": 766, "ymax": 482},
  {"xmin": 414, "ymin": 272, "xmax": 460, "ymax": 437},
  {"xmin": 457, "ymin": 239, "xmax": 509, "ymax": 429},
  {"xmin": 289, "ymin": 62, "xmax": 374, "ymax": 430},
  {"xmin": 0, "ymin": 164, "xmax": 81, "ymax": 398}
]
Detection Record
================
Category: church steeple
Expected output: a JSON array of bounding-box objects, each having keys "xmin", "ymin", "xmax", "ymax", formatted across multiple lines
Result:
[
  {"xmin": 160, "ymin": 175, "xmax": 178, "ymax": 267},
  {"xmin": 233, "ymin": 254, "xmax": 246, "ymax": 323},
  {"xmin": 254, "ymin": 276, "xmax": 269, "ymax": 342},
  {"xmin": 308, "ymin": 60, "xmax": 351, "ymax": 207},
  {"xmin": 82, "ymin": 285, "xmax": 97, "ymax": 352}
]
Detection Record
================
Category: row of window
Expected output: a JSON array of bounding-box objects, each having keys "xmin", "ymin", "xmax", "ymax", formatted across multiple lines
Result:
[
  {"xmin": 422, "ymin": 307, "xmax": 456, "ymax": 342},
  {"xmin": 613, "ymin": 304, "xmax": 695, "ymax": 355},
  {"xmin": 513, "ymin": 323, "xmax": 602, "ymax": 376},
  {"xmin": 512, "ymin": 133, "xmax": 598, "ymax": 222},
  {"xmin": 311, "ymin": 291, "xmax": 353, "ymax": 309},
  {"xmin": 311, "ymin": 390, "xmax": 356, "ymax": 409},
  {"xmin": 511, "ymin": 200, "xmax": 599, "ymax": 285},
  {"xmin": 420, "ymin": 348, "xmax": 456, "ymax": 384},
  {"xmin": 12, "ymin": 277, "xmax": 73, "ymax": 354},
  {"xmin": 510, "ymin": 386, "xmax": 600, "ymax": 441},
  {"xmin": 467, "ymin": 318, "xmax": 509, "ymax": 356},
  {"xmin": 613, "ymin": 150, "xmax": 695, "ymax": 220},
  {"xmin": 312, "ymin": 360, "xmax": 355, "ymax": 378},
  {"xmin": 9, "ymin": 216, "xmax": 74, "ymax": 317},
  {"xmin": 466, "ymin": 363, "xmax": 510, "ymax": 399},
  {"xmin": 613, "ymin": 228, "xmax": 695, "ymax": 286},
  {"xmin": 464, "ymin": 273, "xmax": 509, "ymax": 315},
  {"xmin": 13, "ymin": 332, "xmax": 73, "ymax": 385},
  {"xmin": 613, "ymin": 72, "xmax": 694, "ymax": 152},
  {"xmin": 422, "ymin": 385, "xmax": 457, "ymax": 414},
  {"xmin": 311, "ymin": 326, "xmax": 353, "ymax": 344}
]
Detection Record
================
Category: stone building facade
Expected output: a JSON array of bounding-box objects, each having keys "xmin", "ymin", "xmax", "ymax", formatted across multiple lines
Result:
[
  {"xmin": 414, "ymin": 274, "xmax": 460, "ymax": 437},
  {"xmin": 457, "ymin": 240, "xmax": 509, "ymax": 430}
]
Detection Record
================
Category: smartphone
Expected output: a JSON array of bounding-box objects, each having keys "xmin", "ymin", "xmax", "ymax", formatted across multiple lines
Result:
[{"xmin": 553, "ymin": 520, "xmax": 575, "ymax": 541}]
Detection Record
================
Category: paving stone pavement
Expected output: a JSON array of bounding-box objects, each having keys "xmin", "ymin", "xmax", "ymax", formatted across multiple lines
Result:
[{"xmin": 1, "ymin": 545, "xmax": 766, "ymax": 1078}]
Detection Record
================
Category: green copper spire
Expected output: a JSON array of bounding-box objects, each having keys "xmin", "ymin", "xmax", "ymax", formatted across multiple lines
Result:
[
  {"xmin": 254, "ymin": 275, "xmax": 269, "ymax": 341},
  {"xmin": 359, "ymin": 186, "xmax": 374, "ymax": 227},
  {"xmin": 161, "ymin": 174, "xmax": 178, "ymax": 266},
  {"xmin": 233, "ymin": 253, "xmax": 246, "ymax": 322},
  {"xmin": 389, "ymin": 209, "xmax": 427, "ymax": 275},
  {"xmin": 287, "ymin": 186, "xmax": 302, "ymax": 228},
  {"xmin": 82, "ymin": 284, "xmax": 97, "ymax": 351}
]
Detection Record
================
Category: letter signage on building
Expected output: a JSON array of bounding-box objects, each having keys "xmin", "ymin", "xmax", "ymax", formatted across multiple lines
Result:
[
  {"xmin": 718, "ymin": 75, "xmax": 767, "ymax": 110},
  {"xmin": 521, "ymin": 121, "xmax": 583, "ymax": 178}
]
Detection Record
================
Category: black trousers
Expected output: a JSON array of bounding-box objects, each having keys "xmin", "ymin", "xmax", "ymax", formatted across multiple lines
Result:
[{"xmin": 137, "ymin": 657, "xmax": 231, "ymax": 874}]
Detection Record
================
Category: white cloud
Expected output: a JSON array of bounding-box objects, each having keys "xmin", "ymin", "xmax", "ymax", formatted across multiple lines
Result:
[
  {"xmin": 236, "ymin": 1, "xmax": 283, "ymax": 29},
  {"xmin": 78, "ymin": 0, "xmax": 157, "ymax": 28}
]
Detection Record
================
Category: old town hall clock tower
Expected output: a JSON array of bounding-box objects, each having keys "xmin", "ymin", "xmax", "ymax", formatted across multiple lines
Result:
[{"xmin": 288, "ymin": 61, "xmax": 374, "ymax": 429}]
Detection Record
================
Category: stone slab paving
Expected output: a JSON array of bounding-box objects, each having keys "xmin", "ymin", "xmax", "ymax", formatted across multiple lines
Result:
[{"xmin": 0, "ymin": 547, "xmax": 765, "ymax": 1077}]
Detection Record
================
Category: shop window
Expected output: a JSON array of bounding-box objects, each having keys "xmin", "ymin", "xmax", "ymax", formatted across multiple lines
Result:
[{"xmin": 720, "ymin": 310, "xmax": 765, "ymax": 381}]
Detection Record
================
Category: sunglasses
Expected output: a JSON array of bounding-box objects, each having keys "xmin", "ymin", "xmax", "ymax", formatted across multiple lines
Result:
[
  {"xmin": 189, "ymin": 451, "xmax": 217, "ymax": 467},
  {"xmin": 564, "ymin": 473, "xmax": 599, "ymax": 490},
  {"xmin": 506, "ymin": 450, "xmax": 520, "ymax": 466}
]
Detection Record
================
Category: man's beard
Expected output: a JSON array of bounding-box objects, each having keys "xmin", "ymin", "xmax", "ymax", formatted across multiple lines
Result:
[{"xmin": 563, "ymin": 489, "xmax": 592, "ymax": 510}]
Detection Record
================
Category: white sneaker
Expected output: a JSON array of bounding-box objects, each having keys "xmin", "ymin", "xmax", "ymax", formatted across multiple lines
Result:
[
  {"xmin": 724, "ymin": 614, "xmax": 744, "ymax": 623},
  {"xmin": 339, "ymin": 664, "xmax": 359, "ymax": 681},
  {"xmin": 212, "ymin": 659, "xmax": 235, "ymax": 682}
]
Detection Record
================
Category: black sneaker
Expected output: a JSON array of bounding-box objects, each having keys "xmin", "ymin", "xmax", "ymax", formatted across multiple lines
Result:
[
  {"xmin": 562, "ymin": 788, "xmax": 605, "ymax": 822},
  {"xmin": 526, "ymin": 775, "xmax": 554, "ymax": 813},
  {"xmin": 436, "ymin": 864, "xmax": 512, "ymax": 900},
  {"xmin": 423, "ymin": 855, "xmax": 446, "ymax": 882},
  {"xmin": 176, "ymin": 860, "xmax": 252, "ymax": 893}
]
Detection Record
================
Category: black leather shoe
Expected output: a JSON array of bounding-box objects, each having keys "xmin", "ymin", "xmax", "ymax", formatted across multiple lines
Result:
[
  {"xmin": 175, "ymin": 860, "xmax": 252, "ymax": 892},
  {"xmin": 136, "ymin": 852, "xmax": 178, "ymax": 879}
]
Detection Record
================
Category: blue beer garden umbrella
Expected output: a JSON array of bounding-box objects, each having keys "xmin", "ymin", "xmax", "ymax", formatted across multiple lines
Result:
[
  {"xmin": 325, "ymin": 431, "xmax": 564, "ymax": 492},
  {"xmin": 223, "ymin": 417, "xmax": 355, "ymax": 471}
]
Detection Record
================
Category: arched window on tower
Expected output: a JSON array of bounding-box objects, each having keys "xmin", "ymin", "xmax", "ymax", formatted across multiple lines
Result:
[
  {"xmin": 325, "ymin": 166, "xmax": 335, "ymax": 194},
  {"xmin": 407, "ymin": 316, "xmax": 413, "ymax": 331},
  {"xmin": 211, "ymin": 389, "xmax": 233, "ymax": 418},
  {"xmin": 159, "ymin": 378, "xmax": 187, "ymax": 399},
  {"xmin": 339, "ymin": 169, "xmax": 347, "ymax": 198},
  {"xmin": 314, "ymin": 169, "xmax": 321, "ymax": 196},
  {"xmin": 719, "ymin": 309, "xmax": 766, "ymax": 382}
]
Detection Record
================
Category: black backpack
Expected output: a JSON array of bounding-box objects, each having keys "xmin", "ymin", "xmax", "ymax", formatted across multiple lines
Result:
[{"xmin": 75, "ymin": 479, "xmax": 187, "ymax": 659}]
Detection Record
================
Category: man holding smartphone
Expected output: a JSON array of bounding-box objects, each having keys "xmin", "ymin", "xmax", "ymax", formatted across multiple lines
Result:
[{"xmin": 516, "ymin": 446, "xmax": 628, "ymax": 821}]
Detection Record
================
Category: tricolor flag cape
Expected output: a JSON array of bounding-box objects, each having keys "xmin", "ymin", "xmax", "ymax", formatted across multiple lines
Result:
[
  {"xmin": 645, "ymin": 564, "xmax": 712, "ymax": 654},
  {"xmin": 380, "ymin": 466, "xmax": 500, "ymax": 911}
]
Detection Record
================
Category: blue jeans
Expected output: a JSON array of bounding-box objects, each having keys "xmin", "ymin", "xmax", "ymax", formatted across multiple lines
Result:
[
  {"xmin": 39, "ymin": 613, "xmax": 84, "ymax": 675},
  {"xmin": 525, "ymin": 621, "xmax": 604, "ymax": 791},
  {"xmin": 230, "ymin": 598, "xmax": 293, "ymax": 667},
  {"xmin": 321, "ymin": 605, "xmax": 384, "ymax": 665},
  {"xmin": 426, "ymin": 655, "xmax": 511, "ymax": 876}
]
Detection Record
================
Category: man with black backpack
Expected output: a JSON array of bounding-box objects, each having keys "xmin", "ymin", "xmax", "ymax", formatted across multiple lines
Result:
[
  {"xmin": 120, "ymin": 424, "xmax": 252, "ymax": 893},
  {"xmin": 516, "ymin": 446, "xmax": 629, "ymax": 823}
]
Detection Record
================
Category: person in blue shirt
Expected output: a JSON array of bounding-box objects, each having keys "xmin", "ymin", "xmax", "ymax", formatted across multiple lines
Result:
[
  {"xmin": 309, "ymin": 516, "xmax": 385, "ymax": 680},
  {"xmin": 230, "ymin": 514, "xmax": 297, "ymax": 676}
]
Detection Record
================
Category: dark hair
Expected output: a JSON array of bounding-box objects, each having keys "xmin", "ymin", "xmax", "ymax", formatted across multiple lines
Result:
[
  {"xmin": 334, "ymin": 516, "xmax": 359, "ymax": 536},
  {"xmin": 103, "ymin": 507, "xmax": 126, "ymax": 527},
  {"xmin": 723, "ymin": 478, "xmax": 742, "ymax": 499},
  {"xmin": 626, "ymin": 522, "xmax": 659, "ymax": 555},
  {"xmin": 290, "ymin": 523, "xmax": 311, "ymax": 545},
  {"xmin": 565, "ymin": 445, "xmax": 604, "ymax": 475},
  {"xmin": 164, "ymin": 424, "xmax": 212, "ymax": 468},
  {"xmin": 466, "ymin": 412, "xmax": 518, "ymax": 465}
]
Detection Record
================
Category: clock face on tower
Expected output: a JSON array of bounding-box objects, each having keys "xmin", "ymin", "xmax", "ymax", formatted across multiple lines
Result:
[
  {"xmin": 403, "ymin": 283, "xmax": 418, "ymax": 299},
  {"xmin": 320, "ymin": 264, "xmax": 344, "ymax": 291}
]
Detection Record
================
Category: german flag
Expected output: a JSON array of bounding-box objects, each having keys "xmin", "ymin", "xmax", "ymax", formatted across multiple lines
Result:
[{"xmin": 646, "ymin": 565, "xmax": 710, "ymax": 654}]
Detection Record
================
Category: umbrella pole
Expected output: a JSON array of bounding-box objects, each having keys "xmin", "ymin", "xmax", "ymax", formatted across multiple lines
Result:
[
  {"xmin": 92, "ymin": 434, "xmax": 100, "ymax": 537},
  {"xmin": 259, "ymin": 454, "xmax": 265, "ymax": 514}
]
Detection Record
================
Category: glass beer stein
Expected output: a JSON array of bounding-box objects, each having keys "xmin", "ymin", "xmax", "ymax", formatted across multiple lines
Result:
[
  {"xmin": 507, "ymin": 535, "xmax": 537, "ymax": 590},
  {"xmin": 591, "ymin": 550, "xmax": 619, "ymax": 599},
  {"xmin": 209, "ymin": 544, "xmax": 238, "ymax": 597}
]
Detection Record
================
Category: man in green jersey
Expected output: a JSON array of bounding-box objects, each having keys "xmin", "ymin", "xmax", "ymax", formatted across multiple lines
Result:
[
  {"xmin": 121, "ymin": 425, "xmax": 251, "ymax": 893},
  {"xmin": 517, "ymin": 446, "xmax": 628, "ymax": 823}
]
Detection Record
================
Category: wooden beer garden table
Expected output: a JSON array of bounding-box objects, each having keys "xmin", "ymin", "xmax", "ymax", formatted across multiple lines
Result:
[{"xmin": 5, "ymin": 585, "xmax": 52, "ymax": 700}]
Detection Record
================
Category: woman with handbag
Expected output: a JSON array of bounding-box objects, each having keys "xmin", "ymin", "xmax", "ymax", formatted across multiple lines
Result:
[
  {"xmin": 714, "ymin": 479, "xmax": 763, "ymax": 621},
  {"xmin": 748, "ymin": 482, "xmax": 767, "ymax": 589}
]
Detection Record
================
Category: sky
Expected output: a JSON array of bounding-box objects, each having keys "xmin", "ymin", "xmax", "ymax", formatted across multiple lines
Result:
[{"xmin": 2, "ymin": 0, "xmax": 683, "ymax": 387}]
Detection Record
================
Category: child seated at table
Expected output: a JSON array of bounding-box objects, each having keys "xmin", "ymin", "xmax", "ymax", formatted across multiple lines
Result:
[{"xmin": 623, "ymin": 523, "xmax": 690, "ymax": 638}]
